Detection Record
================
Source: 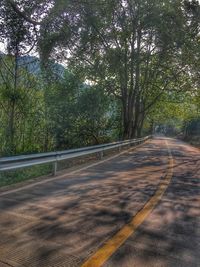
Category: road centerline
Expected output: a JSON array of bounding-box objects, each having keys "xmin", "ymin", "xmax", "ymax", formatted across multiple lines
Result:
[{"xmin": 81, "ymin": 139, "xmax": 174, "ymax": 267}]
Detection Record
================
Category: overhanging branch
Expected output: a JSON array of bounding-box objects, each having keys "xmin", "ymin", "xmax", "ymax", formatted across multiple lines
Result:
[{"xmin": 7, "ymin": 0, "xmax": 41, "ymax": 25}]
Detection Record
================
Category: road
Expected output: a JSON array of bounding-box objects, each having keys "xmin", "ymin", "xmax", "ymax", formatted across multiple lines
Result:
[{"xmin": 0, "ymin": 137, "xmax": 199, "ymax": 267}]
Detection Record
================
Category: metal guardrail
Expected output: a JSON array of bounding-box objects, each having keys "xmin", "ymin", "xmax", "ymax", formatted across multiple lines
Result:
[{"xmin": 0, "ymin": 136, "xmax": 150, "ymax": 175}]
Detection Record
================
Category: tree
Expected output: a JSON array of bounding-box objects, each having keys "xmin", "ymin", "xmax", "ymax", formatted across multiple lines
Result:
[
  {"xmin": 36, "ymin": 0, "xmax": 196, "ymax": 138},
  {"xmin": 0, "ymin": 0, "xmax": 37, "ymax": 153},
  {"xmin": 0, "ymin": 55, "xmax": 44, "ymax": 155},
  {"xmin": 43, "ymin": 71, "xmax": 80, "ymax": 150},
  {"xmin": 75, "ymin": 85, "xmax": 114, "ymax": 145},
  {"xmin": 0, "ymin": 0, "xmax": 199, "ymax": 155}
]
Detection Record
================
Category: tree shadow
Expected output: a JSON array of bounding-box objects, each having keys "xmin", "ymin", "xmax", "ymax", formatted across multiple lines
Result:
[{"xmin": 0, "ymin": 137, "xmax": 199, "ymax": 266}]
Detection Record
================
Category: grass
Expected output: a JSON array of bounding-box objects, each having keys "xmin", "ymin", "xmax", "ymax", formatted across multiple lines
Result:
[
  {"xmin": 0, "ymin": 155, "xmax": 97, "ymax": 188},
  {"xmin": 0, "ymin": 163, "xmax": 52, "ymax": 188}
]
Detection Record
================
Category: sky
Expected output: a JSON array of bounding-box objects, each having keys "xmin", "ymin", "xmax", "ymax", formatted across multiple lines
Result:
[{"xmin": 0, "ymin": 43, "xmax": 5, "ymax": 53}]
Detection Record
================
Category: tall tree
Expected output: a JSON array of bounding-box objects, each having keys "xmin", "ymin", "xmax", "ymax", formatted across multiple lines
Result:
[{"xmin": 36, "ymin": 0, "xmax": 195, "ymax": 138}]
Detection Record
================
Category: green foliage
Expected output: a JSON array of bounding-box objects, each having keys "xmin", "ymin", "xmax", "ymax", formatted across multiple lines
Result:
[
  {"xmin": 0, "ymin": 55, "xmax": 45, "ymax": 155},
  {"xmin": 143, "ymin": 88, "xmax": 200, "ymax": 136},
  {"xmin": 0, "ymin": 0, "xmax": 199, "ymax": 157},
  {"xmin": 75, "ymin": 86, "xmax": 114, "ymax": 145},
  {"xmin": 0, "ymin": 164, "xmax": 52, "ymax": 187},
  {"xmin": 0, "ymin": 55, "xmax": 117, "ymax": 155}
]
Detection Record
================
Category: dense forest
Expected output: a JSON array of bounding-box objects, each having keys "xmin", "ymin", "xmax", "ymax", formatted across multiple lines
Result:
[{"xmin": 0, "ymin": 0, "xmax": 199, "ymax": 156}]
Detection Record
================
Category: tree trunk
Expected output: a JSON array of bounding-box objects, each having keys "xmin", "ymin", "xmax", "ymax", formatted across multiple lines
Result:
[
  {"xmin": 7, "ymin": 99, "xmax": 15, "ymax": 154},
  {"xmin": 122, "ymin": 97, "xmax": 134, "ymax": 140},
  {"xmin": 137, "ymin": 112, "xmax": 145, "ymax": 138}
]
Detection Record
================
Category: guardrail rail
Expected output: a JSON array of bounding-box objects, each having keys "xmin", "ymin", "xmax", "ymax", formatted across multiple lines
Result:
[{"xmin": 0, "ymin": 136, "xmax": 150, "ymax": 176}]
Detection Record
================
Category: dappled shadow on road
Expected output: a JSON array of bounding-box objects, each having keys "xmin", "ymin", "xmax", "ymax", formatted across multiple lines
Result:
[
  {"xmin": 0, "ymin": 138, "xmax": 187, "ymax": 266},
  {"xmin": 105, "ymin": 138, "xmax": 200, "ymax": 267}
]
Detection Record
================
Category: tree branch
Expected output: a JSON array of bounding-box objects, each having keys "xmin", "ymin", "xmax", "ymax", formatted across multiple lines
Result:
[{"xmin": 7, "ymin": 0, "xmax": 41, "ymax": 25}]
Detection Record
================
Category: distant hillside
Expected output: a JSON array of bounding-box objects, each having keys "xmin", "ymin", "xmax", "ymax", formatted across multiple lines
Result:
[{"xmin": 0, "ymin": 53, "xmax": 66, "ymax": 78}]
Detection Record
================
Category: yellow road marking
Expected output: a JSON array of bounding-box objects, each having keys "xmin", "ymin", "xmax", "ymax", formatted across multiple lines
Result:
[{"xmin": 81, "ymin": 140, "xmax": 173, "ymax": 267}]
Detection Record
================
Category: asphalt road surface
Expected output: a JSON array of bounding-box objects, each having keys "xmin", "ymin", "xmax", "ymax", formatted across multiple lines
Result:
[{"xmin": 0, "ymin": 137, "xmax": 199, "ymax": 267}]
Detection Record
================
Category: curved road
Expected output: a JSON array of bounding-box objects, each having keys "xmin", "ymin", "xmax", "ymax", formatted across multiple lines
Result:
[{"xmin": 0, "ymin": 137, "xmax": 199, "ymax": 267}]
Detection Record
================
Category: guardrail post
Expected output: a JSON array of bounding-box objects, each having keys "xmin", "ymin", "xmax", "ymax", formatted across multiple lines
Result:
[
  {"xmin": 53, "ymin": 161, "xmax": 57, "ymax": 176},
  {"xmin": 99, "ymin": 151, "xmax": 104, "ymax": 160},
  {"xmin": 53, "ymin": 153, "xmax": 58, "ymax": 176},
  {"xmin": 118, "ymin": 145, "xmax": 121, "ymax": 152}
]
